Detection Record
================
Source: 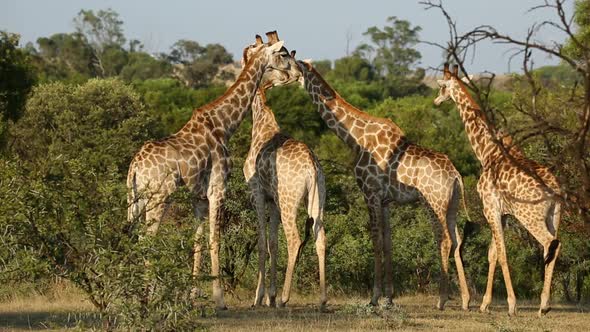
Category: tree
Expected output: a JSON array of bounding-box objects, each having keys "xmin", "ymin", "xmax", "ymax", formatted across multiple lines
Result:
[
  {"xmin": 119, "ymin": 52, "xmax": 171, "ymax": 82},
  {"xmin": 355, "ymin": 16, "xmax": 428, "ymax": 97},
  {"xmin": 1, "ymin": 79, "xmax": 209, "ymax": 329},
  {"xmin": 0, "ymin": 31, "xmax": 36, "ymax": 148},
  {"xmin": 167, "ymin": 40, "xmax": 234, "ymax": 88},
  {"xmin": 423, "ymin": 0, "xmax": 590, "ymax": 224},
  {"xmin": 74, "ymin": 9, "xmax": 126, "ymax": 52},
  {"xmin": 328, "ymin": 55, "xmax": 375, "ymax": 82},
  {"xmin": 73, "ymin": 9, "xmax": 127, "ymax": 77},
  {"xmin": 10, "ymin": 78, "xmax": 157, "ymax": 174},
  {"xmin": 33, "ymin": 33, "xmax": 96, "ymax": 82},
  {"xmin": 357, "ymin": 16, "xmax": 422, "ymax": 78}
]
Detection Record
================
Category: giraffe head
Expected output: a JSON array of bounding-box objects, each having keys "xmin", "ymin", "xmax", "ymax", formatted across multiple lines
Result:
[
  {"xmin": 434, "ymin": 63, "xmax": 461, "ymax": 106},
  {"xmin": 240, "ymin": 31, "xmax": 302, "ymax": 89}
]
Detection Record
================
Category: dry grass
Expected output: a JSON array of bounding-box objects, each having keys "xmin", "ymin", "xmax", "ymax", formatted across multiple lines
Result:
[
  {"xmin": 0, "ymin": 287, "xmax": 588, "ymax": 331},
  {"xmin": 210, "ymin": 294, "xmax": 590, "ymax": 332},
  {"xmin": 0, "ymin": 283, "xmax": 97, "ymax": 331}
]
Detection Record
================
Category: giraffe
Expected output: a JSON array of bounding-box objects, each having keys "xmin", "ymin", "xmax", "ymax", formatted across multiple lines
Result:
[
  {"xmin": 296, "ymin": 59, "xmax": 472, "ymax": 310},
  {"xmin": 127, "ymin": 31, "xmax": 302, "ymax": 309},
  {"xmin": 243, "ymin": 82, "xmax": 326, "ymax": 309},
  {"xmin": 434, "ymin": 63, "xmax": 562, "ymax": 316}
]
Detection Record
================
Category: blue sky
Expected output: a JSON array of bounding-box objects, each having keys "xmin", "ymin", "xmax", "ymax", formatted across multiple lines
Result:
[{"xmin": 1, "ymin": 0, "xmax": 573, "ymax": 73}]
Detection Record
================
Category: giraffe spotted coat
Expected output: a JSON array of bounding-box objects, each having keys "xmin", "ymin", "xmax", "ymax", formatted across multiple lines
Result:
[{"xmin": 435, "ymin": 63, "xmax": 562, "ymax": 317}]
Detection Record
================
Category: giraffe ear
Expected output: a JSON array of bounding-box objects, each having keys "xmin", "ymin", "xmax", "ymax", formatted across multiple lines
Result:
[
  {"xmin": 436, "ymin": 79, "xmax": 447, "ymax": 87},
  {"xmin": 268, "ymin": 40, "xmax": 284, "ymax": 52},
  {"xmin": 302, "ymin": 58, "xmax": 312, "ymax": 64}
]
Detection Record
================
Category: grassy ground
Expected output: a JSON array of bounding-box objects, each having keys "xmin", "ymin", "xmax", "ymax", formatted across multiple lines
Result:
[
  {"xmin": 0, "ymin": 288, "xmax": 588, "ymax": 331},
  {"xmin": 0, "ymin": 283, "xmax": 97, "ymax": 331}
]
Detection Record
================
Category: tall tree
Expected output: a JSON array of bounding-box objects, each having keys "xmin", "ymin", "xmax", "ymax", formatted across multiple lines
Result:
[
  {"xmin": 355, "ymin": 16, "xmax": 427, "ymax": 97},
  {"xmin": 34, "ymin": 32, "xmax": 96, "ymax": 81},
  {"xmin": 73, "ymin": 9, "xmax": 127, "ymax": 77},
  {"xmin": 74, "ymin": 9, "xmax": 126, "ymax": 52},
  {"xmin": 167, "ymin": 40, "xmax": 233, "ymax": 88}
]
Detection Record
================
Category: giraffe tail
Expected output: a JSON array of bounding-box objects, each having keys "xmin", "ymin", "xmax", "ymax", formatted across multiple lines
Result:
[
  {"xmin": 126, "ymin": 161, "xmax": 142, "ymax": 235},
  {"xmin": 457, "ymin": 176, "xmax": 472, "ymax": 223},
  {"xmin": 127, "ymin": 164, "xmax": 136, "ymax": 222},
  {"xmin": 304, "ymin": 161, "xmax": 326, "ymax": 246},
  {"xmin": 544, "ymin": 201, "xmax": 562, "ymax": 265},
  {"xmin": 456, "ymin": 177, "xmax": 476, "ymax": 260}
]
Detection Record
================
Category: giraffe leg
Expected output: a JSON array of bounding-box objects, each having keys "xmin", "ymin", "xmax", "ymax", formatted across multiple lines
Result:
[
  {"xmin": 452, "ymin": 225, "xmax": 470, "ymax": 310},
  {"xmin": 190, "ymin": 199, "xmax": 208, "ymax": 299},
  {"xmin": 141, "ymin": 196, "xmax": 167, "ymax": 306},
  {"xmin": 252, "ymin": 191, "xmax": 268, "ymax": 307},
  {"xmin": 480, "ymin": 241, "xmax": 497, "ymax": 313},
  {"xmin": 447, "ymin": 186, "xmax": 470, "ymax": 310},
  {"xmin": 439, "ymin": 232, "xmax": 452, "ymax": 311},
  {"xmin": 367, "ymin": 202, "xmax": 384, "ymax": 306},
  {"xmin": 539, "ymin": 240, "xmax": 561, "ymax": 317},
  {"xmin": 267, "ymin": 204, "xmax": 280, "ymax": 307},
  {"xmin": 278, "ymin": 206, "xmax": 302, "ymax": 308},
  {"xmin": 314, "ymin": 218, "xmax": 327, "ymax": 310},
  {"xmin": 435, "ymin": 215, "xmax": 453, "ymax": 310},
  {"xmin": 381, "ymin": 205, "xmax": 394, "ymax": 306},
  {"xmin": 144, "ymin": 195, "xmax": 167, "ymax": 237},
  {"xmin": 207, "ymin": 185, "xmax": 226, "ymax": 310},
  {"xmin": 429, "ymin": 206, "xmax": 452, "ymax": 311},
  {"xmin": 486, "ymin": 211, "xmax": 517, "ymax": 316},
  {"xmin": 308, "ymin": 171, "xmax": 327, "ymax": 310},
  {"xmin": 519, "ymin": 202, "xmax": 561, "ymax": 317}
]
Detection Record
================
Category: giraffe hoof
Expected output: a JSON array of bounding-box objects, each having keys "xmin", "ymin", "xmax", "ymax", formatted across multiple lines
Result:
[
  {"xmin": 382, "ymin": 299, "xmax": 394, "ymax": 309},
  {"xmin": 479, "ymin": 306, "xmax": 491, "ymax": 314},
  {"xmin": 278, "ymin": 301, "xmax": 286, "ymax": 308},
  {"xmin": 538, "ymin": 306, "xmax": 551, "ymax": 317},
  {"xmin": 268, "ymin": 297, "xmax": 277, "ymax": 308},
  {"xmin": 461, "ymin": 298, "xmax": 471, "ymax": 311},
  {"xmin": 368, "ymin": 300, "xmax": 379, "ymax": 307},
  {"xmin": 436, "ymin": 299, "xmax": 447, "ymax": 311}
]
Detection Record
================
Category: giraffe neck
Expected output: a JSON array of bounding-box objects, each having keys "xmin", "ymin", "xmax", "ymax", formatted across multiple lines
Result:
[
  {"xmin": 451, "ymin": 81, "xmax": 501, "ymax": 167},
  {"xmin": 303, "ymin": 67, "xmax": 403, "ymax": 153},
  {"xmin": 304, "ymin": 68, "xmax": 404, "ymax": 154},
  {"xmin": 248, "ymin": 91, "xmax": 280, "ymax": 159},
  {"xmin": 181, "ymin": 55, "xmax": 266, "ymax": 141}
]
